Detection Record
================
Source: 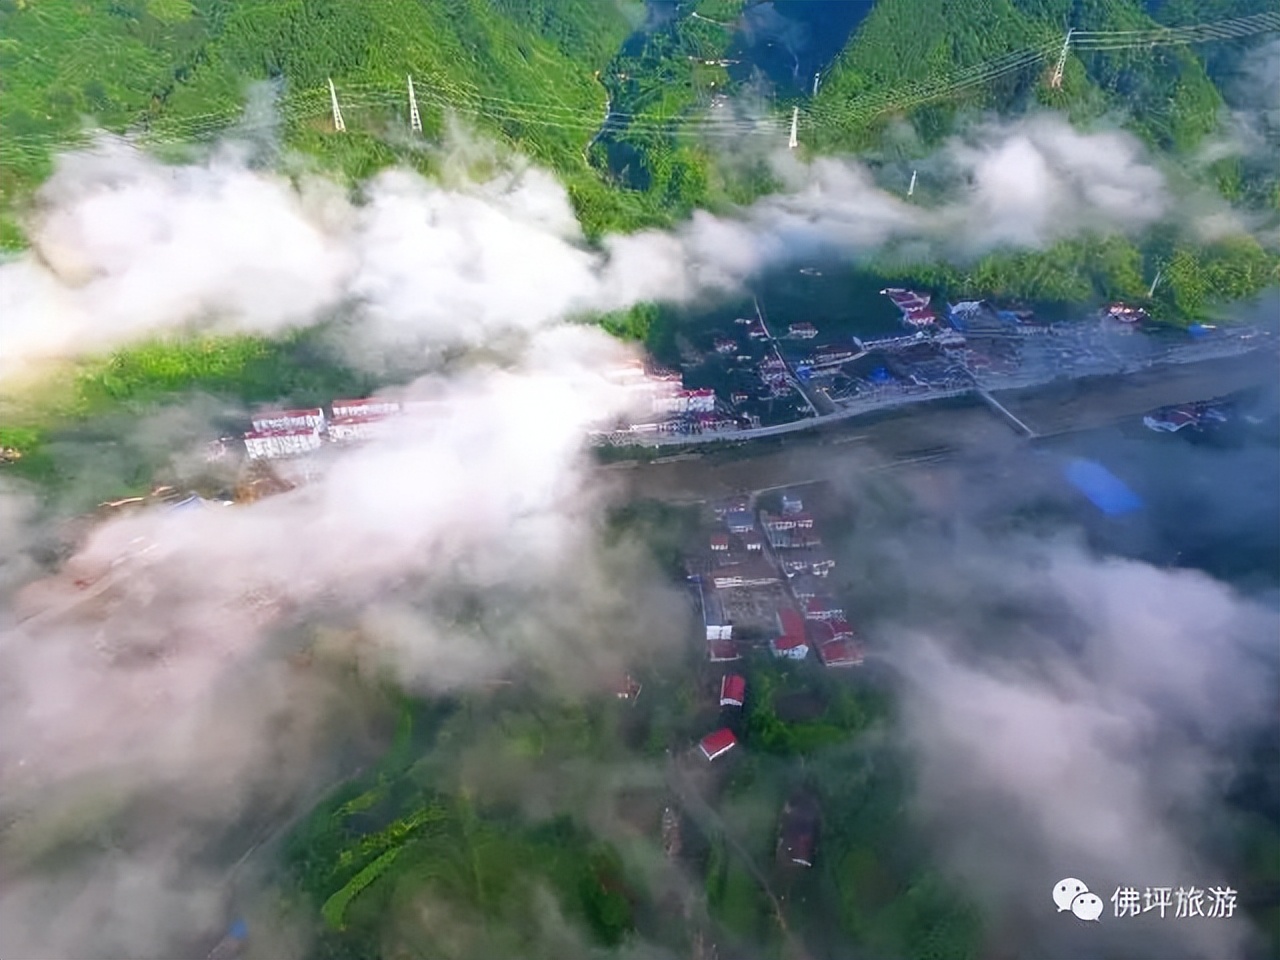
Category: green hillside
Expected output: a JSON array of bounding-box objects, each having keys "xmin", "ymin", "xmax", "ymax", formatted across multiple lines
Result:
[
  {"xmin": 0, "ymin": 0, "xmax": 649, "ymax": 244},
  {"xmin": 806, "ymin": 0, "xmax": 1279, "ymax": 319}
]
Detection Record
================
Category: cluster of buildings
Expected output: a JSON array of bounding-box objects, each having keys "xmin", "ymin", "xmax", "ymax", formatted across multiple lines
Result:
[
  {"xmin": 595, "ymin": 283, "xmax": 1271, "ymax": 449},
  {"xmin": 1143, "ymin": 398, "xmax": 1231, "ymax": 433},
  {"xmin": 241, "ymin": 397, "xmax": 404, "ymax": 460},
  {"xmin": 690, "ymin": 490, "xmax": 863, "ymax": 669},
  {"xmin": 881, "ymin": 287, "xmax": 939, "ymax": 327},
  {"xmin": 604, "ymin": 360, "xmax": 745, "ymax": 439}
]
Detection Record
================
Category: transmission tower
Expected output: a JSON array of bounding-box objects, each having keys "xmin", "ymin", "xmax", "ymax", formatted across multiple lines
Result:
[
  {"xmin": 407, "ymin": 74, "xmax": 422, "ymax": 132},
  {"xmin": 328, "ymin": 77, "xmax": 345, "ymax": 132},
  {"xmin": 1148, "ymin": 268, "xmax": 1163, "ymax": 298},
  {"xmin": 812, "ymin": 72, "xmax": 820, "ymax": 97},
  {"xmin": 788, "ymin": 106, "xmax": 799, "ymax": 150},
  {"xmin": 908, "ymin": 169, "xmax": 918, "ymax": 197},
  {"xmin": 1050, "ymin": 28, "xmax": 1074, "ymax": 88}
]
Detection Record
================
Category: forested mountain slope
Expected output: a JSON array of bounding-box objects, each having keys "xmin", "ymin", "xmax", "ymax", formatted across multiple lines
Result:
[{"xmin": 0, "ymin": 0, "xmax": 643, "ymax": 243}]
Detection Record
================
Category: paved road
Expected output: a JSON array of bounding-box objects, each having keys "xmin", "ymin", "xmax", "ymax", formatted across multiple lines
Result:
[
  {"xmin": 597, "ymin": 339, "xmax": 1274, "ymax": 451},
  {"xmin": 605, "ymin": 346, "xmax": 1278, "ymax": 504}
]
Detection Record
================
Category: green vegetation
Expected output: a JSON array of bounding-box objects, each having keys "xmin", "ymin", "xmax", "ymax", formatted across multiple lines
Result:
[
  {"xmin": 871, "ymin": 228, "xmax": 1280, "ymax": 321},
  {"xmin": 283, "ymin": 691, "xmax": 647, "ymax": 959},
  {"xmin": 280, "ymin": 659, "xmax": 978, "ymax": 960},
  {"xmin": 807, "ymin": 0, "xmax": 1280, "ymax": 320},
  {"xmin": 744, "ymin": 660, "xmax": 883, "ymax": 756},
  {"xmin": 0, "ymin": 0, "xmax": 645, "ymax": 242},
  {"xmin": 0, "ymin": 328, "xmax": 371, "ymax": 497}
]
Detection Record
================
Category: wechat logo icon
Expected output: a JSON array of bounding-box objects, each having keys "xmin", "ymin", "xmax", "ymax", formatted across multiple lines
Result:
[{"xmin": 1054, "ymin": 878, "xmax": 1102, "ymax": 922}]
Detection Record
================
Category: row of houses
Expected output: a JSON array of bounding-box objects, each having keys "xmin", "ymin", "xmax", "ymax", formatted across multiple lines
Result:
[
  {"xmin": 243, "ymin": 397, "xmax": 403, "ymax": 460},
  {"xmin": 695, "ymin": 491, "xmax": 863, "ymax": 667}
]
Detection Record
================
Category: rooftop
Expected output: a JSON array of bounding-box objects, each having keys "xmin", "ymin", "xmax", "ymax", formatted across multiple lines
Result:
[
  {"xmin": 720, "ymin": 673, "xmax": 746, "ymax": 705},
  {"xmin": 777, "ymin": 608, "xmax": 806, "ymax": 640},
  {"xmin": 699, "ymin": 728, "xmax": 737, "ymax": 761},
  {"xmin": 254, "ymin": 407, "xmax": 324, "ymax": 420},
  {"xmin": 708, "ymin": 638, "xmax": 741, "ymax": 662},
  {"xmin": 244, "ymin": 427, "xmax": 320, "ymax": 439},
  {"xmin": 772, "ymin": 634, "xmax": 808, "ymax": 652},
  {"xmin": 817, "ymin": 639, "xmax": 863, "ymax": 667}
]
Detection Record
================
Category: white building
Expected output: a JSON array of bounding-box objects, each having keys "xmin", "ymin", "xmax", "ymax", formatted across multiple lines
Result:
[
  {"xmin": 653, "ymin": 391, "xmax": 689, "ymax": 415},
  {"xmin": 244, "ymin": 426, "xmax": 323, "ymax": 460},
  {"xmin": 684, "ymin": 388, "xmax": 716, "ymax": 413},
  {"xmin": 251, "ymin": 408, "xmax": 326, "ymax": 433},
  {"xmin": 332, "ymin": 397, "xmax": 401, "ymax": 419},
  {"xmin": 327, "ymin": 416, "xmax": 395, "ymax": 443}
]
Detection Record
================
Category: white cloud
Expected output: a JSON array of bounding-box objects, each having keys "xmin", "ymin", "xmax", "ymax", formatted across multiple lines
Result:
[{"xmin": 0, "ymin": 111, "xmax": 1190, "ymax": 377}]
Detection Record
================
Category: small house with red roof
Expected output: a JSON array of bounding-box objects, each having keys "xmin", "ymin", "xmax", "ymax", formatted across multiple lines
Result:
[
  {"xmin": 251, "ymin": 407, "xmax": 326, "ymax": 433},
  {"xmin": 708, "ymin": 638, "xmax": 741, "ymax": 663},
  {"xmin": 719, "ymin": 674, "xmax": 746, "ymax": 708},
  {"xmin": 699, "ymin": 728, "xmax": 738, "ymax": 761},
  {"xmin": 243, "ymin": 426, "xmax": 322, "ymax": 460},
  {"xmin": 771, "ymin": 608, "xmax": 810, "ymax": 660},
  {"xmin": 816, "ymin": 638, "xmax": 863, "ymax": 667},
  {"xmin": 331, "ymin": 397, "xmax": 401, "ymax": 420}
]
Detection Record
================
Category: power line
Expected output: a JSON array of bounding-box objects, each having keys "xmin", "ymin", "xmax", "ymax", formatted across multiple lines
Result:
[
  {"xmin": 407, "ymin": 75, "xmax": 421, "ymax": 133},
  {"xmin": 328, "ymin": 77, "xmax": 345, "ymax": 133},
  {"xmin": 2, "ymin": 10, "xmax": 1274, "ymax": 161}
]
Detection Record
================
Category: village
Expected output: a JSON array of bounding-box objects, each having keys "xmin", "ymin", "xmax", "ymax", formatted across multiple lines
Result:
[
  {"xmin": 207, "ymin": 395, "xmax": 412, "ymax": 462},
  {"xmin": 603, "ymin": 481, "xmax": 867, "ymax": 960},
  {"xmin": 592, "ymin": 286, "xmax": 1271, "ymax": 446}
]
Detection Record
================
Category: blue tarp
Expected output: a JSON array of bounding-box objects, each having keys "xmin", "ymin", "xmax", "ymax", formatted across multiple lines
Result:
[
  {"xmin": 870, "ymin": 367, "xmax": 893, "ymax": 384},
  {"xmin": 796, "ymin": 366, "xmax": 812, "ymax": 381},
  {"xmin": 228, "ymin": 920, "xmax": 248, "ymax": 940},
  {"xmin": 1064, "ymin": 459, "xmax": 1144, "ymax": 516},
  {"xmin": 1188, "ymin": 323, "xmax": 1209, "ymax": 339}
]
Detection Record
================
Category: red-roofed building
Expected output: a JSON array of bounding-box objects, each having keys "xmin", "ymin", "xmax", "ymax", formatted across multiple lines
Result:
[
  {"xmin": 882, "ymin": 288, "xmax": 939, "ymax": 328},
  {"xmin": 328, "ymin": 414, "xmax": 396, "ymax": 443},
  {"xmin": 251, "ymin": 408, "xmax": 325, "ymax": 433},
  {"xmin": 699, "ymin": 728, "xmax": 737, "ymax": 761},
  {"xmin": 720, "ymin": 673, "xmax": 746, "ymax": 708},
  {"xmin": 816, "ymin": 638, "xmax": 863, "ymax": 667},
  {"xmin": 904, "ymin": 305, "xmax": 938, "ymax": 327},
  {"xmin": 772, "ymin": 608, "xmax": 809, "ymax": 660},
  {"xmin": 708, "ymin": 638, "xmax": 741, "ymax": 663},
  {"xmin": 684, "ymin": 388, "xmax": 716, "ymax": 413},
  {"xmin": 806, "ymin": 620, "xmax": 837, "ymax": 647},
  {"xmin": 772, "ymin": 634, "xmax": 809, "ymax": 658},
  {"xmin": 331, "ymin": 397, "xmax": 401, "ymax": 420},
  {"xmin": 710, "ymin": 534, "xmax": 730, "ymax": 552},
  {"xmin": 243, "ymin": 426, "xmax": 322, "ymax": 460},
  {"xmin": 828, "ymin": 618, "xmax": 854, "ymax": 639}
]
